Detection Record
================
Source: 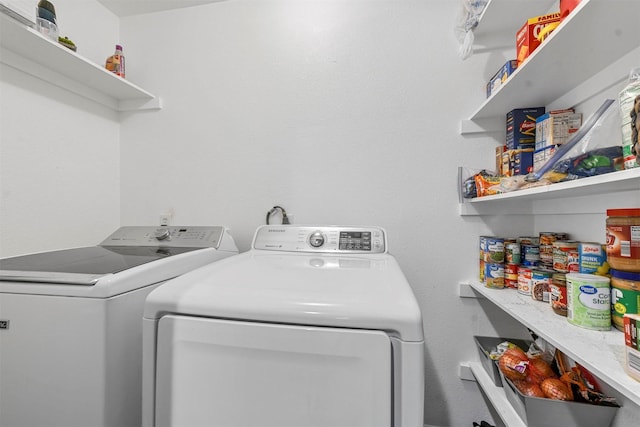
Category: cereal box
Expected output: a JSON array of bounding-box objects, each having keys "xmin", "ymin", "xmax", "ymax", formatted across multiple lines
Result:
[{"xmin": 516, "ymin": 12, "xmax": 562, "ymax": 66}]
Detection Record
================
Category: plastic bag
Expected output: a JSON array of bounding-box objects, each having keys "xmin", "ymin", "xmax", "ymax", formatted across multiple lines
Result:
[
  {"xmin": 454, "ymin": 0, "xmax": 488, "ymax": 60},
  {"xmin": 529, "ymin": 99, "xmax": 623, "ymax": 183}
]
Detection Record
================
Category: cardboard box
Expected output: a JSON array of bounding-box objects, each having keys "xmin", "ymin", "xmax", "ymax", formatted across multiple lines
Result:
[
  {"xmin": 487, "ymin": 60, "xmax": 518, "ymax": 98},
  {"xmin": 473, "ymin": 336, "xmax": 532, "ymax": 387},
  {"xmin": 533, "ymin": 145, "xmax": 558, "ymax": 173},
  {"xmin": 516, "ymin": 12, "xmax": 562, "ymax": 66},
  {"xmin": 507, "ymin": 107, "xmax": 545, "ymax": 149},
  {"xmin": 496, "ymin": 145, "xmax": 506, "ymax": 175},
  {"xmin": 501, "ymin": 370, "xmax": 619, "ymax": 427},
  {"xmin": 535, "ymin": 110, "xmax": 582, "ymax": 150},
  {"xmin": 511, "ymin": 148, "xmax": 534, "ymax": 176}
]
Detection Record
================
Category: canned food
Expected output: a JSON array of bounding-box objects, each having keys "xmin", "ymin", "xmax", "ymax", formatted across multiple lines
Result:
[
  {"xmin": 505, "ymin": 263, "xmax": 519, "ymax": 289},
  {"xmin": 485, "ymin": 238, "xmax": 505, "ymax": 264},
  {"xmin": 566, "ymin": 273, "xmax": 611, "ymax": 330},
  {"xmin": 531, "ymin": 268, "xmax": 553, "ymax": 302},
  {"xmin": 485, "ymin": 263, "xmax": 505, "ymax": 289},
  {"xmin": 578, "ymin": 242, "xmax": 608, "ymax": 275},
  {"xmin": 552, "ymin": 240, "xmax": 578, "ymax": 272},
  {"xmin": 539, "ymin": 232, "xmax": 569, "ymax": 267},
  {"xmin": 522, "ymin": 244, "xmax": 540, "ymax": 266},
  {"xmin": 549, "ymin": 272, "xmax": 568, "ymax": 316},
  {"xmin": 505, "ymin": 242, "xmax": 521, "ymax": 264},
  {"xmin": 518, "ymin": 266, "xmax": 533, "ymax": 295}
]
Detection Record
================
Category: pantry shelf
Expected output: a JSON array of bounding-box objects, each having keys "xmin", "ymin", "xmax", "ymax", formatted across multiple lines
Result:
[
  {"xmin": 467, "ymin": 361, "xmax": 526, "ymax": 427},
  {"xmin": 463, "ymin": 282, "xmax": 640, "ymax": 407},
  {"xmin": 0, "ymin": 13, "xmax": 161, "ymax": 111},
  {"xmin": 472, "ymin": 0, "xmax": 555, "ymax": 49},
  {"xmin": 463, "ymin": 0, "xmax": 640, "ymax": 127},
  {"xmin": 459, "ymin": 168, "xmax": 640, "ymax": 216}
]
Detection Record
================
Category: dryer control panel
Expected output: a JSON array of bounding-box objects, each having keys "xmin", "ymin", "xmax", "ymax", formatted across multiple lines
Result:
[{"xmin": 252, "ymin": 226, "xmax": 386, "ymax": 254}]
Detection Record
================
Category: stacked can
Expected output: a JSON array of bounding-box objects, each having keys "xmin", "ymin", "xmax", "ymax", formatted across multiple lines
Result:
[
  {"xmin": 504, "ymin": 238, "xmax": 520, "ymax": 289},
  {"xmin": 548, "ymin": 239, "xmax": 576, "ymax": 316},
  {"xmin": 517, "ymin": 236, "xmax": 539, "ymax": 296},
  {"xmin": 531, "ymin": 233, "xmax": 569, "ymax": 303},
  {"xmin": 480, "ymin": 236, "xmax": 505, "ymax": 288}
]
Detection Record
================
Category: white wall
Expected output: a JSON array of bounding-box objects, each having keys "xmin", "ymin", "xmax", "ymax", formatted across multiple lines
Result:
[
  {"xmin": 118, "ymin": 1, "xmax": 529, "ymax": 426},
  {"xmin": 3, "ymin": 0, "xmax": 636, "ymax": 426},
  {"xmin": 0, "ymin": 0, "xmax": 121, "ymax": 256}
]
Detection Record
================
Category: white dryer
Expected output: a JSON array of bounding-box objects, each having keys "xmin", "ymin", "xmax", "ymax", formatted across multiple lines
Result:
[
  {"xmin": 0, "ymin": 226, "xmax": 238, "ymax": 427},
  {"xmin": 143, "ymin": 225, "xmax": 424, "ymax": 427}
]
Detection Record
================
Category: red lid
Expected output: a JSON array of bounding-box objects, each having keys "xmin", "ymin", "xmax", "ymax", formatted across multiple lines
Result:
[{"xmin": 606, "ymin": 208, "xmax": 640, "ymax": 217}]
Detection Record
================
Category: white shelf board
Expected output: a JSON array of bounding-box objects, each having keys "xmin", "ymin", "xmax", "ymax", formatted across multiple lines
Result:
[
  {"xmin": 0, "ymin": 13, "xmax": 161, "ymax": 111},
  {"xmin": 459, "ymin": 168, "xmax": 640, "ymax": 216},
  {"xmin": 473, "ymin": 0, "xmax": 556, "ymax": 45},
  {"xmin": 468, "ymin": 361, "xmax": 526, "ymax": 427},
  {"xmin": 465, "ymin": 282, "xmax": 640, "ymax": 407},
  {"xmin": 468, "ymin": 0, "xmax": 640, "ymax": 121}
]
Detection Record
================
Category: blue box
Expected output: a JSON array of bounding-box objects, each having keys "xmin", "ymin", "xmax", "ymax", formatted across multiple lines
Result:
[
  {"xmin": 511, "ymin": 149, "xmax": 534, "ymax": 175},
  {"xmin": 506, "ymin": 107, "xmax": 545, "ymax": 150},
  {"xmin": 487, "ymin": 60, "xmax": 518, "ymax": 98}
]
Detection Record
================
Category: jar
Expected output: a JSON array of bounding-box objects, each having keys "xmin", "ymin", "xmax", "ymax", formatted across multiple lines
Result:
[
  {"xmin": 549, "ymin": 273, "xmax": 568, "ymax": 316},
  {"xmin": 610, "ymin": 269, "xmax": 640, "ymax": 331},
  {"xmin": 606, "ymin": 208, "xmax": 640, "ymax": 272}
]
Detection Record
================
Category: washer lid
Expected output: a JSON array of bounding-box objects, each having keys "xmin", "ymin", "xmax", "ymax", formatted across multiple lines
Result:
[
  {"xmin": 0, "ymin": 246, "xmax": 198, "ymax": 285},
  {"xmin": 144, "ymin": 251, "xmax": 424, "ymax": 342}
]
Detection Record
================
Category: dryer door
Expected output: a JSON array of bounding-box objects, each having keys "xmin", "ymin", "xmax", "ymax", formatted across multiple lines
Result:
[{"xmin": 155, "ymin": 315, "xmax": 392, "ymax": 427}]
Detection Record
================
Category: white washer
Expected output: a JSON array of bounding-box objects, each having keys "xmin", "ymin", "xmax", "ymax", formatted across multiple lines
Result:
[
  {"xmin": 0, "ymin": 226, "xmax": 238, "ymax": 427},
  {"xmin": 143, "ymin": 225, "xmax": 424, "ymax": 427}
]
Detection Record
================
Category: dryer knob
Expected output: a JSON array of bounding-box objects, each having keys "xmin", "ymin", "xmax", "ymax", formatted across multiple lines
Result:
[
  {"xmin": 154, "ymin": 228, "xmax": 171, "ymax": 241},
  {"xmin": 308, "ymin": 231, "xmax": 325, "ymax": 248}
]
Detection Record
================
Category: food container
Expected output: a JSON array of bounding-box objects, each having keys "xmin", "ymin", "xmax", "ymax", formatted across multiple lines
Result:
[
  {"xmin": 518, "ymin": 266, "xmax": 533, "ymax": 295},
  {"xmin": 606, "ymin": 208, "xmax": 640, "ymax": 272},
  {"xmin": 549, "ymin": 273, "xmax": 568, "ymax": 316},
  {"xmin": 531, "ymin": 267, "xmax": 554, "ymax": 302},
  {"xmin": 485, "ymin": 263, "xmax": 505, "ymax": 288},
  {"xmin": 552, "ymin": 240, "xmax": 578, "ymax": 272},
  {"xmin": 500, "ymin": 371, "xmax": 619, "ymax": 427},
  {"xmin": 610, "ymin": 269, "xmax": 640, "ymax": 331},
  {"xmin": 473, "ymin": 336, "xmax": 532, "ymax": 387},
  {"xmin": 578, "ymin": 242, "xmax": 607, "ymax": 275},
  {"xmin": 566, "ymin": 273, "xmax": 611, "ymax": 331}
]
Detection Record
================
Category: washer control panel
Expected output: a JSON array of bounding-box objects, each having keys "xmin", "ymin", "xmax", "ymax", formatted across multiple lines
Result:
[
  {"xmin": 99, "ymin": 226, "xmax": 226, "ymax": 248},
  {"xmin": 253, "ymin": 226, "xmax": 386, "ymax": 254}
]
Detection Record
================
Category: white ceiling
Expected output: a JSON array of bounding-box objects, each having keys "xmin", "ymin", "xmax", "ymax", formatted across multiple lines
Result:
[{"xmin": 96, "ymin": 0, "xmax": 226, "ymax": 17}]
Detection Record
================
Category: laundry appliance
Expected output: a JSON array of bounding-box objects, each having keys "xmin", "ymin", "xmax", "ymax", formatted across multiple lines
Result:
[
  {"xmin": 0, "ymin": 226, "xmax": 238, "ymax": 427},
  {"xmin": 143, "ymin": 225, "xmax": 424, "ymax": 427}
]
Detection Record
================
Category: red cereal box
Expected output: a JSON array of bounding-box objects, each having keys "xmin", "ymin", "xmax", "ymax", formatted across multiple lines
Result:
[{"xmin": 516, "ymin": 12, "xmax": 562, "ymax": 66}]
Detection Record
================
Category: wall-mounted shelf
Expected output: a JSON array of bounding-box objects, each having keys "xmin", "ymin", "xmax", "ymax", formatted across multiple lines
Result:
[
  {"xmin": 462, "ymin": 0, "xmax": 640, "ymax": 133},
  {"xmin": 459, "ymin": 168, "xmax": 640, "ymax": 216},
  {"xmin": 472, "ymin": 0, "xmax": 555, "ymax": 49},
  {"xmin": 461, "ymin": 282, "xmax": 640, "ymax": 408},
  {"xmin": 465, "ymin": 361, "xmax": 526, "ymax": 427},
  {"xmin": 0, "ymin": 13, "xmax": 161, "ymax": 111}
]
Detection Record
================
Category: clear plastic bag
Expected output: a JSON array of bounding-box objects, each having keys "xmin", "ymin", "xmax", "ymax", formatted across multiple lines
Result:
[
  {"xmin": 529, "ymin": 99, "xmax": 623, "ymax": 183},
  {"xmin": 454, "ymin": 0, "xmax": 489, "ymax": 60}
]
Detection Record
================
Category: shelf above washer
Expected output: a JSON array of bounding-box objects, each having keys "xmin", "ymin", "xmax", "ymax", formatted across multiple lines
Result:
[{"xmin": 0, "ymin": 13, "xmax": 162, "ymax": 111}]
